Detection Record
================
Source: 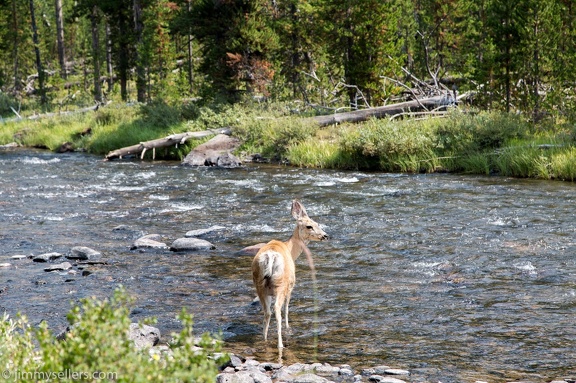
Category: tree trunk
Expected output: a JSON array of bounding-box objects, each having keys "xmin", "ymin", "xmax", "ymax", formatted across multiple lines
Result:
[
  {"xmin": 133, "ymin": 0, "xmax": 146, "ymax": 102},
  {"xmin": 186, "ymin": 0, "xmax": 193, "ymax": 92},
  {"xmin": 118, "ymin": 15, "xmax": 129, "ymax": 101},
  {"xmin": 55, "ymin": 0, "xmax": 66, "ymax": 79},
  {"xmin": 11, "ymin": 0, "xmax": 21, "ymax": 91},
  {"xmin": 91, "ymin": 6, "xmax": 102, "ymax": 102},
  {"xmin": 105, "ymin": 21, "xmax": 114, "ymax": 93},
  {"xmin": 29, "ymin": 0, "xmax": 47, "ymax": 105},
  {"xmin": 306, "ymin": 95, "xmax": 459, "ymax": 127}
]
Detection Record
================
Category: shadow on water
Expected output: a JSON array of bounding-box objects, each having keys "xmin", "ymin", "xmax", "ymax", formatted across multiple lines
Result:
[{"xmin": 1, "ymin": 148, "xmax": 576, "ymax": 382}]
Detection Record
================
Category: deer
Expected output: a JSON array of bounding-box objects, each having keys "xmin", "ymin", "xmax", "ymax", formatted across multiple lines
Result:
[{"xmin": 251, "ymin": 199, "xmax": 328, "ymax": 349}]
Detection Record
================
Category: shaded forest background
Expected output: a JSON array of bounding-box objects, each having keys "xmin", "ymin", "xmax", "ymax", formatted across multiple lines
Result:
[{"xmin": 1, "ymin": 0, "xmax": 576, "ymax": 122}]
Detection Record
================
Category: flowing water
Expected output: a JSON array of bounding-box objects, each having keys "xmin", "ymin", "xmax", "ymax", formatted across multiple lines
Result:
[{"xmin": 1, "ymin": 148, "xmax": 575, "ymax": 382}]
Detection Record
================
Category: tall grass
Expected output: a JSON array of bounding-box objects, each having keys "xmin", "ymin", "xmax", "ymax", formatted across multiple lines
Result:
[{"xmin": 551, "ymin": 147, "xmax": 576, "ymax": 181}]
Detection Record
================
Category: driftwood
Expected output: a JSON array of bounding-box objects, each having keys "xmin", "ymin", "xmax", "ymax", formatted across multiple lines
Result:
[
  {"xmin": 307, "ymin": 94, "xmax": 463, "ymax": 127},
  {"xmin": 104, "ymin": 128, "xmax": 232, "ymax": 160}
]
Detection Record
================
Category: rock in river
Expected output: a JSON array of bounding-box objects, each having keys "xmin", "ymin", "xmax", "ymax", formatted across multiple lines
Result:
[
  {"xmin": 131, "ymin": 234, "xmax": 168, "ymax": 250},
  {"xmin": 33, "ymin": 252, "xmax": 63, "ymax": 262},
  {"xmin": 181, "ymin": 134, "xmax": 242, "ymax": 168},
  {"xmin": 170, "ymin": 237, "xmax": 215, "ymax": 252},
  {"xmin": 185, "ymin": 225, "xmax": 226, "ymax": 237},
  {"xmin": 44, "ymin": 262, "xmax": 73, "ymax": 272},
  {"xmin": 68, "ymin": 246, "xmax": 101, "ymax": 260}
]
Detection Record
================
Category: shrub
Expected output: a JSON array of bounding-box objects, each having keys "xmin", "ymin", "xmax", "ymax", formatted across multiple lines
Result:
[
  {"xmin": 339, "ymin": 118, "xmax": 438, "ymax": 172},
  {"xmin": 138, "ymin": 100, "xmax": 182, "ymax": 129},
  {"xmin": 435, "ymin": 111, "xmax": 531, "ymax": 155},
  {"xmin": 0, "ymin": 287, "xmax": 225, "ymax": 383}
]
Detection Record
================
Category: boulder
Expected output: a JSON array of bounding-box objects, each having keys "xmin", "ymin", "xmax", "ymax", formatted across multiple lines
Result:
[
  {"xmin": 68, "ymin": 246, "xmax": 101, "ymax": 260},
  {"xmin": 128, "ymin": 323, "xmax": 161, "ymax": 349},
  {"xmin": 44, "ymin": 262, "xmax": 73, "ymax": 272},
  {"xmin": 131, "ymin": 234, "xmax": 168, "ymax": 250},
  {"xmin": 170, "ymin": 237, "xmax": 215, "ymax": 252},
  {"xmin": 182, "ymin": 134, "xmax": 242, "ymax": 168}
]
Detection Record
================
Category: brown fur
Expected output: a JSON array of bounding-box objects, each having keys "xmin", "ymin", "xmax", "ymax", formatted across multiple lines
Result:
[{"xmin": 251, "ymin": 200, "xmax": 328, "ymax": 348}]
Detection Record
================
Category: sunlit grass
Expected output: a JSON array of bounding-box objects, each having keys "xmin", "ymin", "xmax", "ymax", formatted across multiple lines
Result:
[{"xmin": 550, "ymin": 147, "xmax": 576, "ymax": 181}]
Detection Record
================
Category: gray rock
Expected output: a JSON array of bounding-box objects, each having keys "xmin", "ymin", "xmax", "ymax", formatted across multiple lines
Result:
[
  {"xmin": 315, "ymin": 363, "xmax": 340, "ymax": 376},
  {"xmin": 229, "ymin": 354, "xmax": 245, "ymax": 369},
  {"xmin": 378, "ymin": 378, "xmax": 407, "ymax": 383},
  {"xmin": 33, "ymin": 252, "xmax": 63, "ymax": 262},
  {"xmin": 272, "ymin": 368, "xmax": 295, "ymax": 382},
  {"xmin": 132, "ymin": 234, "xmax": 168, "ymax": 250},
  {"xmin": 182, "ymin": 134, "xmax": 242, "ymax": 168},
  {"xmin": 293, "ymin": 373, "xmax": 330, "ymax": 383},
  {"xmin": 384, "ymin": 369, "xmax": 410, "ymax": 376},
  {"xmin": 68, "ymin": 246, "xmax": 101, "ymax": 260},
  {"xmin": 10, "ymin": 255, "xmax": 27, "ymax": 260},
  {"xmin": 128, "ymin": 323, "xmax": 161, "ymax": 349},
  {"xmin": 245, "ymin": 367, "xmax": 272, "ymax": 383},
  {"xmin": 260, "ymin": 362, "xmax": 283, "ymax": 371},
  {"xmin": 170, "ymin": 237, "xmax": 215, "ymax": 252},
  {"xmin": 44, "ymin": 262, "xmax": 73, "ymax": 272},
  {"xmin": 371, "ymin": 366, "xmax": 392, "ymax": 375},
  {"xmin": 216, "ymin": 371, "xmax": 255, "ymax": 383},
  {"xmin": 185, "ymin": 225, "xmax": 226, "ymax": 237},
  {"xmin": 284, "ymin": 363, "xmax": 309, "ymax": 375},
  {"xmin": 339, "ymin": 368, "xmax": 354, "ymax": 377},
  {"xmin": 369, "ymin": 376, "xmax": 407, "ymax": 383},
  {"xmin": 216, "ymin": 152, "xmax": 242, "ymax": 168}
]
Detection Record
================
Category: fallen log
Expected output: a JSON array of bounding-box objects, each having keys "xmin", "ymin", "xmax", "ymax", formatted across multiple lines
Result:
[
  {"xmin": 307, "ymin": 94, "xmax": 469, "ymax": 127},
  {"xmin": 104, "ymin": 128, "xmax": 231, "ymax": 160}
]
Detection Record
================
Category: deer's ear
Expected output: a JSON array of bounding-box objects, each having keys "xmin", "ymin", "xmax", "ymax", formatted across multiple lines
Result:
[{"xmin": 291, "ymin": 199, "xmax": 308, "ymax": 220}]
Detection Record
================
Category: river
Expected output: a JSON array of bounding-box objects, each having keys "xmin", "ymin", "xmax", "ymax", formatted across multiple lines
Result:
[{"xmin": 1, "ymin": 148, "xmax": 575, "ymax": 382}]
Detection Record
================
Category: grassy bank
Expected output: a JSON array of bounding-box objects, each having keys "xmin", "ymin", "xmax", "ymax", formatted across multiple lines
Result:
[{"xmin": 1, "ymin": 101, "xmax": 575, "ymax": 181}]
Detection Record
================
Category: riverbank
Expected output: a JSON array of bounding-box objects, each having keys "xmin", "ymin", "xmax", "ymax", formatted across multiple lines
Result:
[{"xmin": 1, "ymin": 100, "xmax": 575, "ymax": 181}]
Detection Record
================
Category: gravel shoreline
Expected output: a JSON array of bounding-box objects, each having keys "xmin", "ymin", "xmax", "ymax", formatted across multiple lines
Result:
[
  {"xmin": 216, "ymin": 354, "xmax": 576, "ymax": 383},
  {"xmin": 217, "ymin": 354, "xmax": 411, "ymax": 383}
]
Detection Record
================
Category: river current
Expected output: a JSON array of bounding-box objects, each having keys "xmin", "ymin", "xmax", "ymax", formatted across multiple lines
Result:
[{"xmin": 1, "ymin": 148, "xmax": 575, "ymax": 382}]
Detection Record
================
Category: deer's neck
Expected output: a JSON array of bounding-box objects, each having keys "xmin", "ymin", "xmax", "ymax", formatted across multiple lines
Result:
[{"xmin": 285, "ymin": 226, "xmax": 308, "ymax": 260}]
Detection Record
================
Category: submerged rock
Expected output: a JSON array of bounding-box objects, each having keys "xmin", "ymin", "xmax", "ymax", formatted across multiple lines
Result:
[
  {"xmin": 170, "ymin": 237, "xmax": 215, "ymax": 252},
  {"xmin": 185, "ymin": 225, "xmax": 226, "ymax": 237}
]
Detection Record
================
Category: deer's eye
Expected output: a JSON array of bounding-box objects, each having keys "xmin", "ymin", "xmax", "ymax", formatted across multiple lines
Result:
[{"xmin": 306, "ymin": 225, "xmax": 313, "ymax": 229}]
